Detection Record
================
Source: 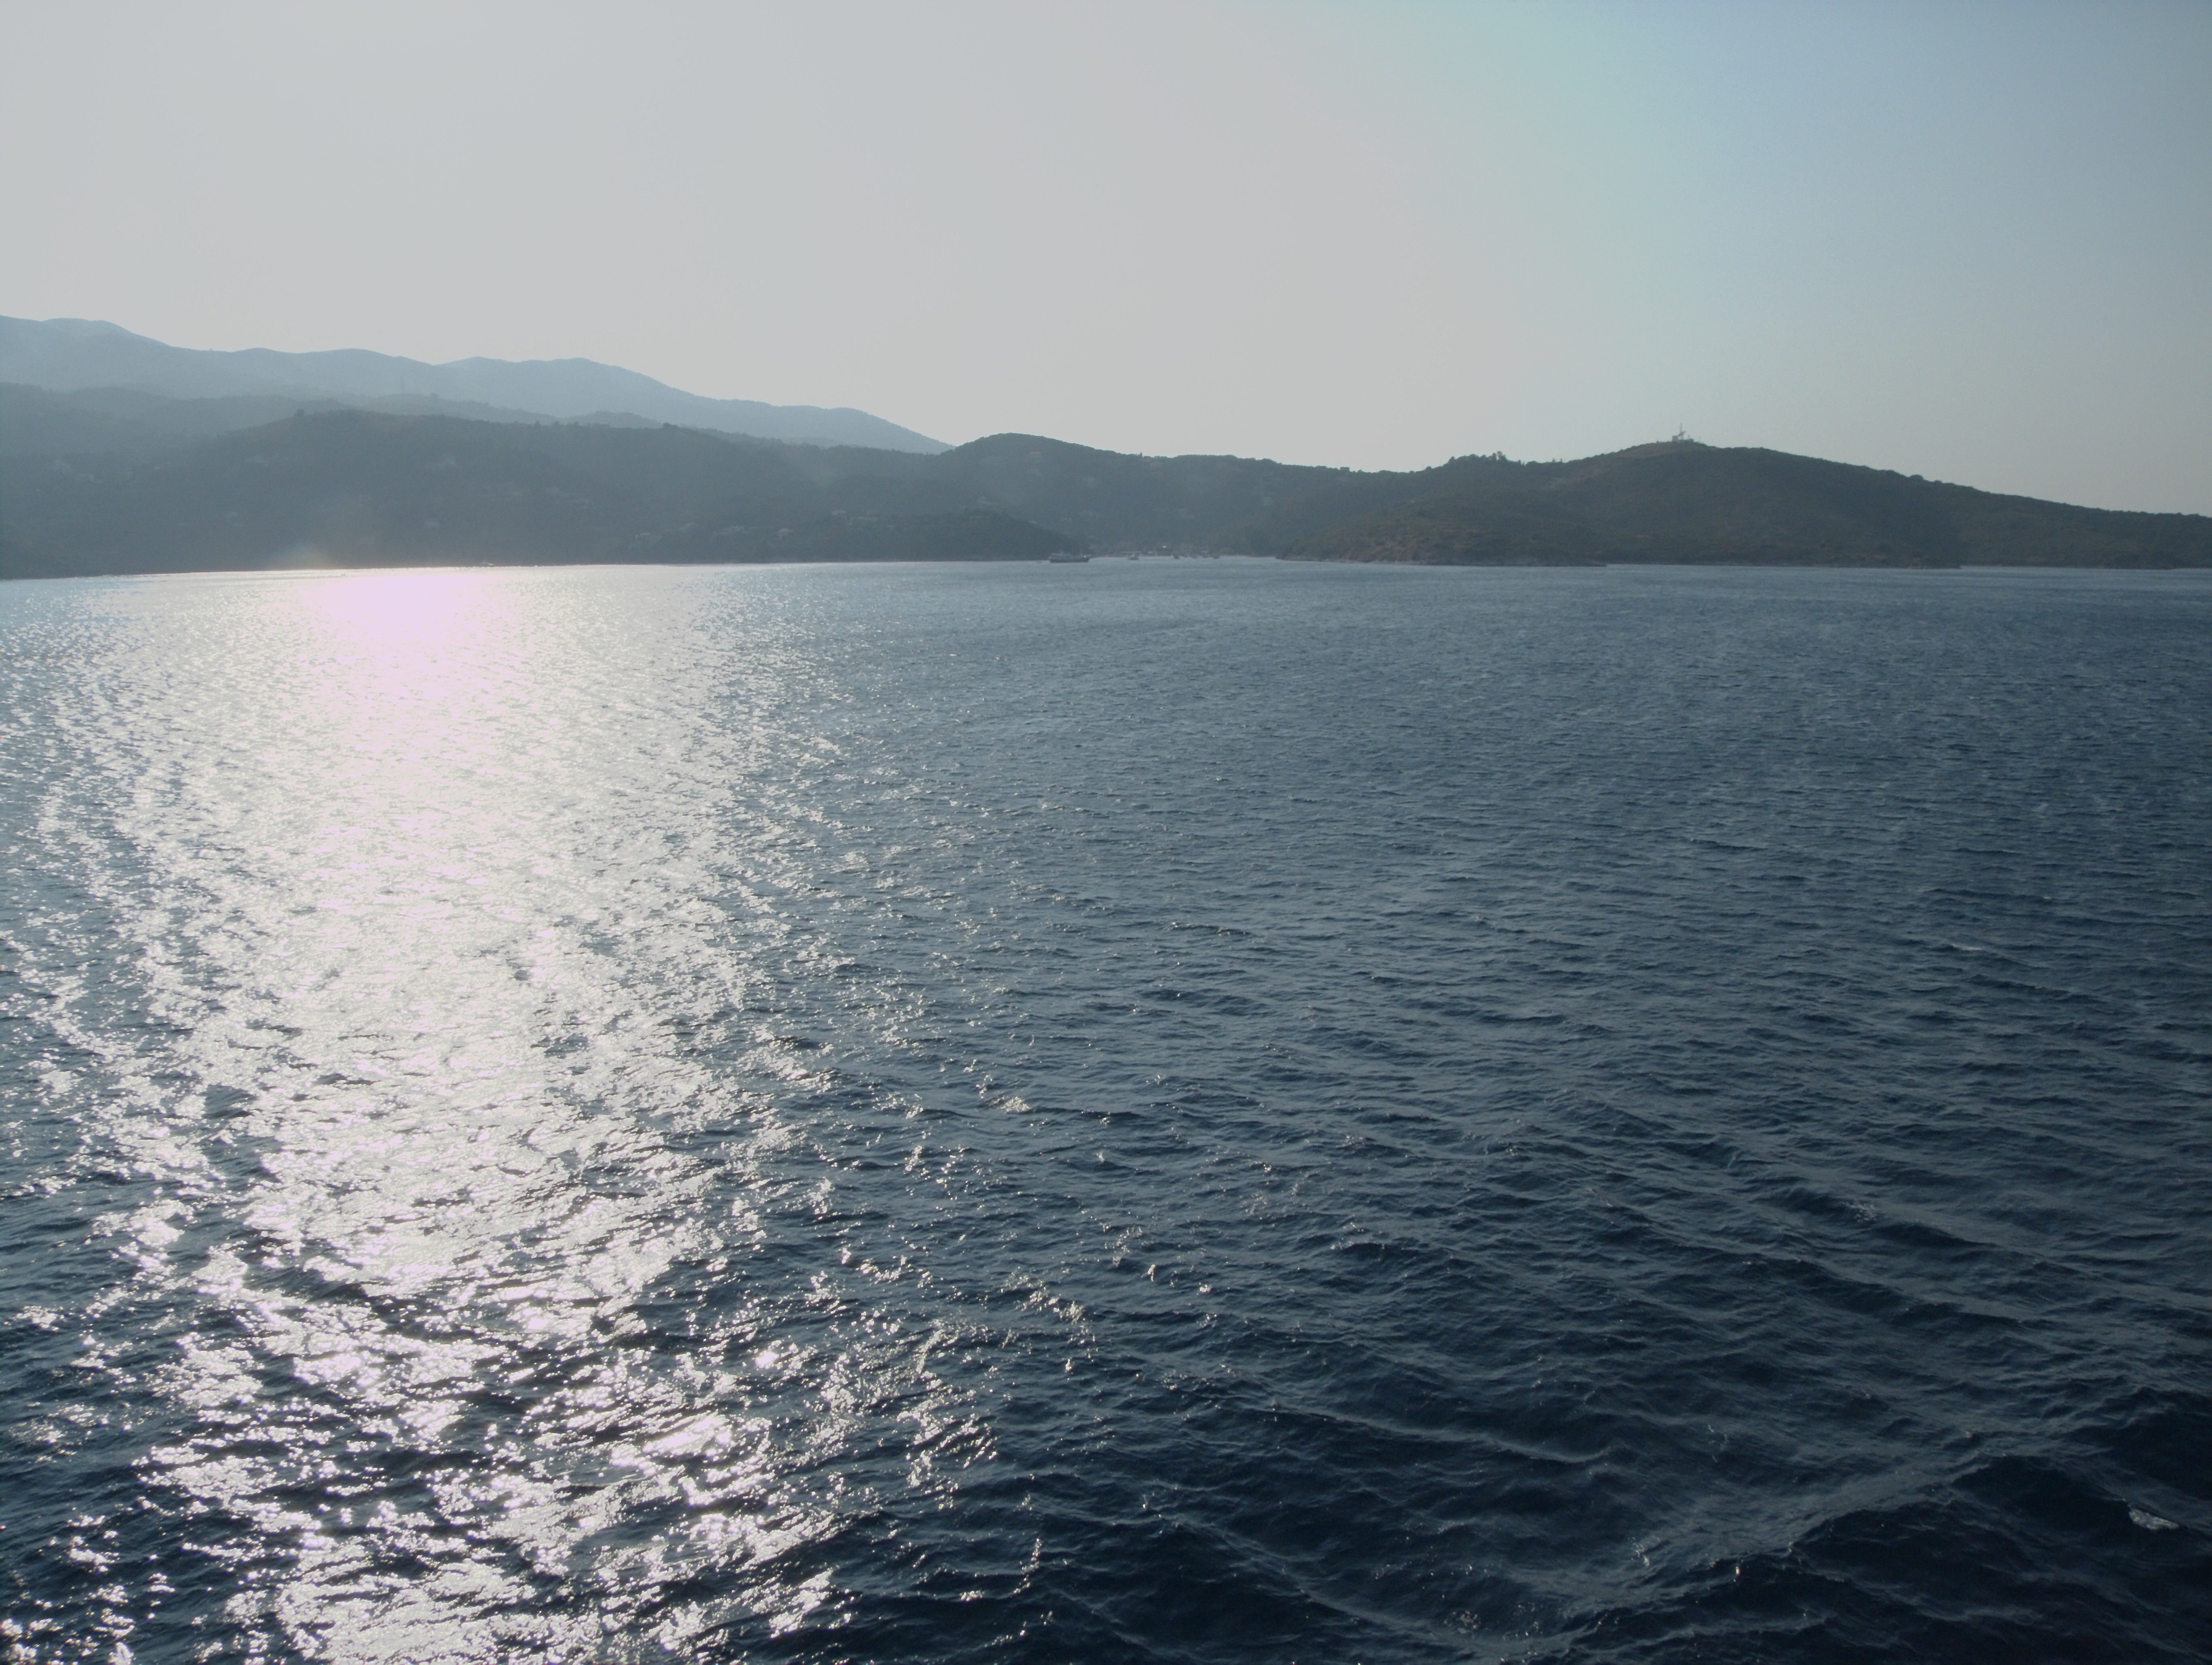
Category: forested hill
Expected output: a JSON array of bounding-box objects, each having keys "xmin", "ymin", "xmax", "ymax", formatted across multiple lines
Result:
[
  {"xmin": 1262, "ymin": 443, "xmax": 2212, "ymax": 569},
  {"xmin": 4, "ymin": 399, "xmax": 2207, "ymax": 578}
]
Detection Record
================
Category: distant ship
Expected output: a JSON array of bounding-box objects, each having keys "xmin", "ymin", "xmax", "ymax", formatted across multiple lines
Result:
[{"xmin": 1046, "ymin": 553, "xmax": 1090, "ymax": 563}]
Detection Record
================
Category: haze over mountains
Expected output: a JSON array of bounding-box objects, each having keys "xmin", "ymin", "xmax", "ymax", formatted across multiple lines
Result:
[
  {"xmin": 3, "ymin": 319, "xmax": 2208, "ymax": 578},
  {"xmin": 0, "ymin": 317, "xmax": 945, "ymax": 452}
]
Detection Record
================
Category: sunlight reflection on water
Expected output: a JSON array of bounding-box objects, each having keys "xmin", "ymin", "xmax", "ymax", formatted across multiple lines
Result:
[{"xmin": 42, "ymin": 569, "xmax": 970, "ymax": 1656}]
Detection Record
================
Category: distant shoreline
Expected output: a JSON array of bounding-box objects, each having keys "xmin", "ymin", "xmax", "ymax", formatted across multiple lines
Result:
[{"xmin": 4, "ymin": 403, "xmax": 2206, "ymax": 581}]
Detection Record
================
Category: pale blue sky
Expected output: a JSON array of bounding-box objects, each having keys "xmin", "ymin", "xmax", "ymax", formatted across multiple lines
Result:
[{"xmin": 4, "ymin": 0, "xmax": 2207, "ymax": 510}]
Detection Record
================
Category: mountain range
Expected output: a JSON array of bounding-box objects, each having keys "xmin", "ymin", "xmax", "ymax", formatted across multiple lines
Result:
[
  {"xmin": 0, "ymin": 317, "xmax": 944, "ymax": 452},
  {"xmin": 3, "ymin": 319, "xmax": 2208, "ymax": 578}
]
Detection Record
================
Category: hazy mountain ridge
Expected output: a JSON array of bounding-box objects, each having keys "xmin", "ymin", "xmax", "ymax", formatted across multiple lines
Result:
[
  {"xmin": 3, "ymin": 401, "xmax": 2207, "ymax": 580},
  {"xmin": 0, "ymin": 380, "xmax": 634, "ymax": 455},
  {"xmin": 0, "ymin": 317, "xmax": 946, "ymax": 453},
  {"xmin": 1274, "ymin": 442, "xmax": 2212, "ymax": 568},
  {"xmin": 0, "ymin": 411, "xmax": 1077, "ymax": 573}
]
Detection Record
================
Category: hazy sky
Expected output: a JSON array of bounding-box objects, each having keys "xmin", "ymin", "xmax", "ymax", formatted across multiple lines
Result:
[{"xmin": 4, "ymin": 1, "xmax": 2208, "ymax": 510}]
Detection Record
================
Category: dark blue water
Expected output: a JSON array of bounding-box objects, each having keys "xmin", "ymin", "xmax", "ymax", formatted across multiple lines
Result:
[{"xmin": 2, "ymin": 561, "xmax": 2207, "ymax": 1663}]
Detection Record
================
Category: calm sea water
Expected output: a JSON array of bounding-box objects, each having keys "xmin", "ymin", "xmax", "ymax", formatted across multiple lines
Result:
[{"xmin": 2, "ymin": 561, "xmax": 2208, "ymax": 1663}]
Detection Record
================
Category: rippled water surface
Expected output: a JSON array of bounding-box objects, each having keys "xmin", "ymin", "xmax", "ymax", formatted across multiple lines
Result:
[{"xmin": 2, "ymin": 561, "xmax": 2208, "ymax": 1663}]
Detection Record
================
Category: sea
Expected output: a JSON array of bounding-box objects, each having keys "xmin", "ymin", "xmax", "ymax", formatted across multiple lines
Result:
[{"xmin": 1, "ymin": 559, "xmax": 2207, "ymax": 1664}]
